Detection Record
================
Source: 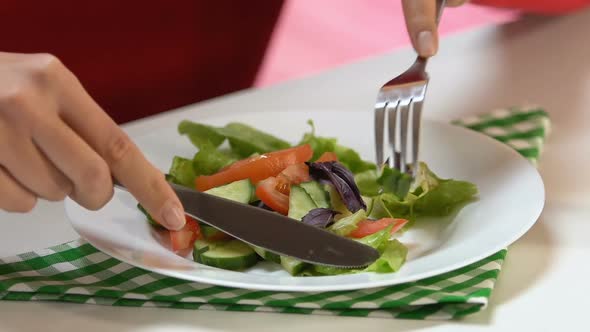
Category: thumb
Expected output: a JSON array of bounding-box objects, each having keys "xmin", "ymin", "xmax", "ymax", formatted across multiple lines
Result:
[{"xmin": 402, "ymin": 0, "xmax": 439, "ymax": 57}]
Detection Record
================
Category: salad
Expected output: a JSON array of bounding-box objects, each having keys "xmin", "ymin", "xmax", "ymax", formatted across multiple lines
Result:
[{"xmin": 138, "ymin": 120, "xmax": 478, "ymax": 276}]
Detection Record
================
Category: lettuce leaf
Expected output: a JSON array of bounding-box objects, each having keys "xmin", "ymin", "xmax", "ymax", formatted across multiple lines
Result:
[
  {"xmin": 328, "ymin": 209, "xmax": 367, "ymax": 236},
  {"xmin": 369, "ymin": 163, "xmax": 478, "ymax": 220},
  {"xmin": 411, "ymin": 162, "xmax": 478, "ymax": 217},
  {"xmin": 356, "ymin": 224, "xmax": 393, "ymax": 250},
  {"xmin": 179, "ymin": 120, "xmax": 291, "ymax": 158},
  {"xmin": 313, "ymin": 226, "xmax": 408, "ymax": 275},
  {"xmin": 299, "ymin": 120, "xmax": 376, "ymax": 174},
  {"xmin": 413, "ymin": 180, "xmax": 478, "ymax": 217},
  {"xmin": 218, "ymin": 123, "xmax": 291, "ymax": 157},
  {"xmin": 333, "ymin": 145, "xmax": 376, "ymax": 174},
  {"xmin": 192, "ymin": 146, "xmax": 237, "ymax": 176},
  {"xmin": 377, "ymin": 167, "xmax": 413, "ymax": 199},
  {"xmin": 364, "ymin": 239, "xmax": 407, "ymax": 273},
  {"xmin": 178, "ymin": 121, "xmax": 226, "ymax": 149},
  {"xmin": 369, "ymin": 192, "xmax": 416, "ymax": 220},
  {"xmin": 168, "ymin": 156, "xmax": 196, "ymax": 187},
  {"xmin": 354, "ymin": 170, "xmax": 381, "ymax": 197},
  {"xmin": 355, "ymin": 167, "xmax": 413, "ymax": 199},
  {"xmin": 299, "ymin": 120, "xmax": 337, "ymax": 160}
]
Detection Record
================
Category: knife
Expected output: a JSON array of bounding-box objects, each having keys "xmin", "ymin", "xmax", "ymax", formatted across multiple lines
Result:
[{"xmin": 115, "ymin": 180, "xmax": 380, "ymax": 268}]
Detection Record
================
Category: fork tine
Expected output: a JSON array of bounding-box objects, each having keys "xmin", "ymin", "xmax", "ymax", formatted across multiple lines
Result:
[
  {"xmin": 386, "ymin": 100, "xmax": 399, "ymax": 169},
  {"xmin": 410, "ymin": 100, "xmax": 424, "ymax": 176},
  {"xmin": 397, "ymin": 100, "xmax": 411, "ymax": 173},
  {"xmin": 374, "ymin": 103, "xmax": 387, "ymax": 166}
]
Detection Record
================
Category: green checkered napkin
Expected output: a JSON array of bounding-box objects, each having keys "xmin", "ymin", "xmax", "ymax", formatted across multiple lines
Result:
[{"xmin": 0, "ymin": 107, "xmax": 549, "ymax": 320}]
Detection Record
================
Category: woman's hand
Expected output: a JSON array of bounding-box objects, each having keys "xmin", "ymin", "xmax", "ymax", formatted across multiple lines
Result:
[
  {"xmin": 0, "ymin": 52, "xmax": 186, "ymax": 230},
  {"xmin": 402, "ymin": 0, "xmax": 468, "ymax": 57}
]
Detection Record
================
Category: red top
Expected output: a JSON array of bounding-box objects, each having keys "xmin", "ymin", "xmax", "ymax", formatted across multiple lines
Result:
[
  {"xmin": 1, "ymin": 1, "xmax": 588, "ymax": 123},
  {"xmin": 0, "ymin": 1, "xmax": 284, "ymax": 123},
  {"xmin": 472, "ymin": 0, "xmax": 590, "ymax": 14}
]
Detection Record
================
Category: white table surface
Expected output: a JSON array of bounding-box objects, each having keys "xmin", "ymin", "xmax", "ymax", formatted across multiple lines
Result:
[{"xmin": 1, "ymin": 9, "xmax": 590, "ymax": 332}]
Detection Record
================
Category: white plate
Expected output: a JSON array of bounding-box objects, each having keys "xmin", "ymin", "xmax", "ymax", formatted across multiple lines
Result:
[{"xmin": 65, "ymin": 110, "xmax": 545, "ymax": 292}]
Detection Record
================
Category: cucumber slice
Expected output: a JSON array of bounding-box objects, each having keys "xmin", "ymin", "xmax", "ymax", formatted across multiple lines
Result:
[
  {"xmin": 201, "ymin": 225, "xmax": 218, "ymax": 239},
  {"xmin": 193, "ymin": 239, "xmax": 258, "ymax": 270},
  {"xmin": 252, "ymin": 246, "xmax": 281, "ymax": 264},
  {"xmin": 205, "ymin": 179, "xmax": 255, "ymax": 204},
  {"xmin": 300, "ymin": 181, "xmax": 330, "ymax": 208},
  {"xmin": 200, "ymin": 225, "xmax": 233, "ymax": 241},
  {"xmin": 280, "ymin": 256, "xmax": 307, "ymax": 276},
  {"xmin": 288, "ymin": 185, "xmax": 317, "ymax": 220},
  {"xmin": 137, "ymin": 203, "xmax": 162, "ymax": 228}
]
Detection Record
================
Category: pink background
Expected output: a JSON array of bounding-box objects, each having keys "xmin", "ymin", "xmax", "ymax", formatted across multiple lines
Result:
[{"xmin": 256, "ymin": 1, "xmax": 516, "ymax": 87}]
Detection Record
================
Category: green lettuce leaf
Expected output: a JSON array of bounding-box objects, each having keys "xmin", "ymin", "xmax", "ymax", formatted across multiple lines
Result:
[
  {"xmin": 333, "ymin": 145, "xmax": 376, "ymax": 174},
  {"xmin": 356, "ymin": 225, "xmax": 394, "ymax": 250},
  {"xmin": 411, "ymin": 162, "xmax": 478, "ymax": 217},
  {"xmin": 366, "ymin": 163, "xmax": 477, "ymax": 220},
  {"xmin": 413, "ymin": 180, "xmax": 478, "ymax": 217},
  {"xmin": 298, "ymin": 120, "xmax": 376, "ymax": 174},
  {"xmin": 354, "ymin": 170, "xmax": 381, "ymax": 197},
  {"xmin": 369, "ymin": 192, "xmax": 416, "ymax": 220},
  {"xmin": 218, "ymin": 123, "xmax": 291, "ymax": 157},
  {"xmin": 328, "ymin": 209, "xmax": 367, "ymax": 236},
  {"xmin": 168, "ymin": 156, "xmax": 196, "ymax": 187},
  {"xmin": 192, "ymin": 146, "xmax": 237, "ymax": 176},
  {"xmin": 411, "ymin": 161, "xmax": 442, "ymax": 195},
  {"xmin": 313, "ymin": 227, "xmax": 408, "ymax": 275},
  {"xmin": 178, "ymin": 121, "xmax": 226, "ymax": 149},
  {"xmin": 377, "ymin": 167, "xmax": 413, "ymax": 199},
  {"xmin": 355, "ymin": 167, "xmax": 413, "ymax": 199},
  {"xmin": 364, "ymin": 239, "xmax": 407, "ymax": 273},
  {"xmin": 299, "ymin": 120, "xmax": 338, "ymax": 160},
  {"xmin": 179, "ymin": 120, "xmax": 291, "ymax": 158}
]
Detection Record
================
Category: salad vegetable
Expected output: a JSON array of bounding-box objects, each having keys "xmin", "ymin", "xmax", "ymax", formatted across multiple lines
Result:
[
  {"xmin": 301, "ymin": 208, "xmax": 339, "ymax": 228},
  {"xmin": 139, "ymin": 120, "xmax": 478, "ymax": 276}
]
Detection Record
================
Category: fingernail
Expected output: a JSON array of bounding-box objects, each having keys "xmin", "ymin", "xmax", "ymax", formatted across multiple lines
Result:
[
  {"xmin": 417, "ymin": 31, "xmax": 436, "ymax": 57},
  {"xmin": 162, "ymin": 200, "xmax": 185, "ymax": 231}
]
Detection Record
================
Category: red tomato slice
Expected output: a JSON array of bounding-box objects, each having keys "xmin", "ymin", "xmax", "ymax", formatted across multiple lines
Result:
[
  {"xmin": 316, "ymin": 152, "xmax": 338, "ymax": 162},
  {"xmin": 276, "ymin": 163, "xmax": 311, "ymax": 194},
  {"xmin": 195, "ymin": 144, "xmax": 313, "ymax": 191},
  {"xmin": 256, "ymin": 177, "xmax": 289, "ymax": 215},
  {"xmin": 170, "ymin": 216, "xmax": 202, "ymax": 252},
  {"xmin": 349, "ymin": 218, "xmax": 408, "ymax": 238},
  {"xmin": 256, "ymin": 163, "xmax": 311, "ymax": 214},
  {"xmin": 219, "ymin": 154, "xmax": 259, "ymax": 172}
]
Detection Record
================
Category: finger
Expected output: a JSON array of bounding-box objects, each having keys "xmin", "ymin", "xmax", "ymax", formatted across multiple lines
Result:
[
  {"xmin": 54, "ymin": 69, "xmax": 185, "ymax": 230},
  {"xmin": 0, "ymin": 165, "xmax": 37, "ymax": 213},
  {"xmin": 31, "ymin": 116, "xmax": 114, "ymax": 210},
  {"xmin": 0, "ymin": 124, "xmax": 72, "ymax": 201},
  {"xmin": 402, "ymin": 0, "xmax": 438, "ymax": 57}
]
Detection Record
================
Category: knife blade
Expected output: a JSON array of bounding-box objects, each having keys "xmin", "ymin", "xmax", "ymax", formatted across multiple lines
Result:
[{"xmin": 116, "ymin": 181, "xmax": 380, "ymax": 268}]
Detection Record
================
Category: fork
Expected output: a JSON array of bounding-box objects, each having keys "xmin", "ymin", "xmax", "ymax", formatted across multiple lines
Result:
[{"xmin": 374, "ymin": 0, "xmax": 446, "ymax": 175}]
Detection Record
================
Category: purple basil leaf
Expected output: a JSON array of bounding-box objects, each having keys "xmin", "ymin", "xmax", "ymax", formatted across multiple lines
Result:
[
  {"xmin": 331, "ymin": 162, "xmax": 367, "ymax": 211},
  {"xmin": 307, "ymin": 161, "xmax": 367, "ymax": 212},
  {"xmin": 301, "ymin": 208, "xmax": 339, "ymax": 228}
]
